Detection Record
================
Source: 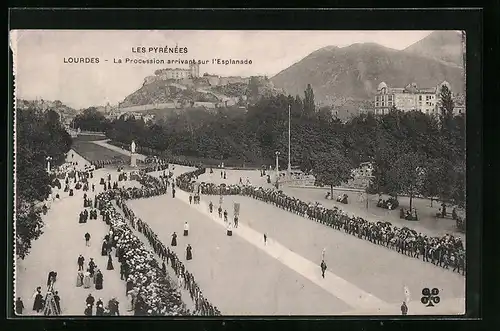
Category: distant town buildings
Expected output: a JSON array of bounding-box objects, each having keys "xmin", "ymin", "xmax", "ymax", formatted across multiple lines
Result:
[{"xmin": 374, "ymin": 81, "xmax": 465, "ymax": 116}]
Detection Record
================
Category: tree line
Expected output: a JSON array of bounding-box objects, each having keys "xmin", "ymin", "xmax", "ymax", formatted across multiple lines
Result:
[
  {"xmin": 16, "ymin": 108, "xmax": 72, "ymax": 259},
  {"xmin": 78, "ymin": 84, "xmax": 465, "ymax": 208}
]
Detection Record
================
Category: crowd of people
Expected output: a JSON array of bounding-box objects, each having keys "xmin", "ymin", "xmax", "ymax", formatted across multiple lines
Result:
[
  {"xmin": 91, "ymin": 170, "xmax": 221, "ymax": 316},
  {"xmin": 175, "ymin": 169, "xmax": 466, "ymax": 275},
  {"xmin": 95, "ymin": 190, "xmax": 188, "ymax": 316},
  {"xmin": 116, "ymin": 198, "xmax": 221, "ymax": 316}
]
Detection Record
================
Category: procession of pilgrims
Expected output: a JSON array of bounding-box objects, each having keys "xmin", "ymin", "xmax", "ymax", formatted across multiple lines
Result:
[
  {"xmin": 26, "ymin": 150, "xmax": 464, "ymax": 315},
  {"xmin": 174, "ymin": 168, "xmax": 465, "ymax": 275},
  {"xmin": 84, "ymin": 167, "xmax": 222, "ymax": 316},
  {"xmin": 115, "ymin": 196, "xmax": 220, "ymax": 315}
]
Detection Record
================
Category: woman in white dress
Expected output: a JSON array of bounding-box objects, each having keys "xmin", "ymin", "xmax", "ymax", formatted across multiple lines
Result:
[{"xmin": 83, "ymin": 271, "xmax": 91, "ymax": 289}]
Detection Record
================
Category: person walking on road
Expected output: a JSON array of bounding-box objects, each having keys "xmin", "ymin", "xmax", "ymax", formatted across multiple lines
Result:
[
  {"xmin": 263, "ymin": 233, "xmax": 267, "ymax": 245},
  {"xmin": 54, "ymin": 291, "xmax": 61, "ymax": 314},
  {"xmin": 85, "ymin": 232, "xmax": 91, "ymax": 246},
  {"xmin": 184, "ymin": 221, "xmax": 189, "ymax": 236},
  {"xmin": 320, "ymin": 259, "xmax": 327, "ymax": 278},
  {"xmin": 77, "ymin": 254, "xmax": 85, "ymax": 271},
  {"xmin": 186, "ymin": 244, "xmax": 193, "ymax": 260},
  {"xmin": 401, "ymin": 301, "xmax": 408, "ymax": 315},
  {"xmin": 15, "ymin": 297, "xmax": 24, "ymax": 315}
]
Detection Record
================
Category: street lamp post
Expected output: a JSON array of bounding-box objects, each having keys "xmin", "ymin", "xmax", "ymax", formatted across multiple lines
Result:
[
  {"xmin": 287, "ymin": 104, "xmax": 291, "ymax": 178},
  {"xmin": 275, "ymin": 151, "xmax": 280, "ymax": 181},
  {"xmin": 46, "ymin": 156, "xmax": 52, "ymax": 173}
]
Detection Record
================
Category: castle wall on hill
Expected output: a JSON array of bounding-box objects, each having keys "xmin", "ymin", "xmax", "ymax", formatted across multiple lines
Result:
[{"xmin": 118, "ymin": 102, "xmax": 177, "ymax": 112}]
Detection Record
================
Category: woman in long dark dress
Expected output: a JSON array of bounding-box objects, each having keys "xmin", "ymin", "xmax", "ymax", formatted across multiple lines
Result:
[
  {"xmin": 107, "ymin": 254, "xmax": 114, "ymax": 270},
  {"xmin": 171, "ymin": 232, "xmax": 177, "ymax": 247},
  {"xmin": 32, "ymin": 287, "xmax": 44, "ymax": 312},
  {"xmin": 95, "ymin": 270, "xmax": 103, "ymax": 290},
  {"xmin": 101, "ymin": 240, "xmax": 108, "ymax": 256},
  {"xmin": 186, "ymin": 244, "xmax": 193, "ymax": 260}
]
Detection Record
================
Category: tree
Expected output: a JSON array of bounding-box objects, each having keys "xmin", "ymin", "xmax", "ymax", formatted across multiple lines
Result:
[
  {"xmin": 421, "ymin": 157, "xmax": 455, "ymax": 206},
  {"xmin": 16, "ymin": 107, "xmax": 71, "ymax": 259},
  {"xmin": 309, "ymin": 149, "xmax": 353, "ymax": 199},
  {"xmin": 387, "ymin": 151, "xmax": 425, "ymax": 210},
  {"xmin": 304, "ymin": 84, "xmax": 315, "ymax": 116},
  {"xmin": 439, "ymin": 84, "xmax": 454, "ymax": 130},
  {"xmin": 73, "ymin": 107, "xmax": 110, "ymax": 132}
]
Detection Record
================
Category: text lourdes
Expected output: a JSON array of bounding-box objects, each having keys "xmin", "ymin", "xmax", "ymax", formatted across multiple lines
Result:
[{"xmin": 132, "ymin": 46, "xmax": 188, "ymax": 54}]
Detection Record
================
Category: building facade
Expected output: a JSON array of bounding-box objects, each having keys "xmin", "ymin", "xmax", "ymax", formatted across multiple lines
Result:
[
  {"xmin": 154, "ymin": 63, "xmax": 201, "ymax": 80},
  {"xmin": 374, "ymin": 81, "xmax": 462, "ymax": 116}
]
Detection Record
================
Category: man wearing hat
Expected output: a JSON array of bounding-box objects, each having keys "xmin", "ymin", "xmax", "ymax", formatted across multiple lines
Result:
[{"xmin": 183, "ymin": 221, "xmax": 189, "ymax": 236}]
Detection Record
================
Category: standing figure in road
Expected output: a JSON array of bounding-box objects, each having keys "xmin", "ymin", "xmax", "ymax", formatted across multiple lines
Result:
[
  {"xmin": 95, "ymin": 269, "xmax": 103, "ymax": 290},
  {"xmin": 54, "ymin": 291, "xmax": 61, "ymax": 314},
  {"xmin": 83, "ymin": 271, "xmax": 91, "ymax": 289},
  {"xmin": 85, "ymin": 232, "xmax": 91, "ymax": 246},
  {"xmin": 320, "ymin": 259, "xmax": 327, "ymax": 278},
  {"xmin": 401, "ymin": 301, "xmax": 408, "ymax": 315},
  {"xmin": 32, "ymin": 287, "xmax": 44, "ymax": 313},
  {"xmin": 263, "ymin": 233, "xmax": 267, "ymax": 245},
  {"xmin": 15, "ymin": 297, "xmax": 24, "ymax": 315},
  {"xmin": 76, "ymin": 270, "xmax": 84, "ymax": 287},
  {"xmin": 218, "ymin": 206, "xmax": 222, "ymax": 218},
  {"xmin": 186, "ymin": 244, "xmax": 193, "ymax": 260},
  {"xmin": 171, "ymin": 232, "xmax": 178, "ymax": 246},
  {"xmin": 234, "ymin": 215, "xmax": 239, "ymax": 228},
  {"xmin": 172, "ymin": 188, "xmax": 176, "ymax": 198},
  {"xmin": 209, "ymin": 201, "xmax": 213, "ymax": 213},
  {"xmin": 223, "ymin": 210, "xmax": 228, "ymax": 223},
  {"xmin": 189, "ymin": 195, "xmax": 192, "ymax": 204},
  {"xmin": 184, "ymin": 221, "xmax": 189, "ymax": 236},
  {"xmin": 107, "ymin": 253, "xmax": 114, "ymax": 270},
  {"xmin": 101, "ymin": 240, "xmax": 108, "ymax": 256}
]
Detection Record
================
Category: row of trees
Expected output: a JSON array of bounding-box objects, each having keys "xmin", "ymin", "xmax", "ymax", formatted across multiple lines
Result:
[
  {"xmin": 104, "ymin": 84, "xmax": 464, "ymax": 208},
  {"xmin": 16, "ymin": 109, "xmax": 72, "ymax": 258},
  {"xmin": 72, "ymin": 107, "xmax": 111, "ymax": 132}
]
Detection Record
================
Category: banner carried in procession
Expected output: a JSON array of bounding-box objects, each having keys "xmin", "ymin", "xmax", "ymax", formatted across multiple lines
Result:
[{"xmin": 234, "ymin": 202, "xmax": 240, "ymax": 216}]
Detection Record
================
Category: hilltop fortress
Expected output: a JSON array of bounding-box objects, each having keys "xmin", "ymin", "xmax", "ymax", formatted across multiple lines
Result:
[{"xmin": 142, "ymin": 63, "xmax": 270, "ymax": 88}]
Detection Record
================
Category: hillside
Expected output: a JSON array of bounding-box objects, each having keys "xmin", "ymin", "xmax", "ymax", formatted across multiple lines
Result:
[
  {"xmin": 120, "ymin": 75, "xmax": 281, "ymax": 109},
  {"xmin": 271, "ymin": 43, "xmax": 465, "ymax": 106},
  {"xmin": 403, "ymin": 31, "xmax": 464, "ymax": 67},
  {"xmin": 16, "ymin": 99, "xmax": 78, "ymax": 123}
]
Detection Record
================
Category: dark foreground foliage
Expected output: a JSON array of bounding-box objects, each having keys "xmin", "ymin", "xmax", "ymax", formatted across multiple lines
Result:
[{"xmin": 15, "ymin": 108, "xmax": 72, "ymax": 258}]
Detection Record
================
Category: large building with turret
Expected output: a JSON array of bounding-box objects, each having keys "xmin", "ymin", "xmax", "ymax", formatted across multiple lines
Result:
[{"xmin": 374, "ymin": 81, "xmax": 464, "ymax": 116}]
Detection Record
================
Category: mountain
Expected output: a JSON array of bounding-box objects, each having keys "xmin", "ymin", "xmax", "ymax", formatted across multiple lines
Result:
[
  {"xmin": 403, "ymin": 31, "xmax": 464, "ymax": 67},
  {"xmin": 271, "ymin": 42, "xmax": 465, "ymax": 108}
]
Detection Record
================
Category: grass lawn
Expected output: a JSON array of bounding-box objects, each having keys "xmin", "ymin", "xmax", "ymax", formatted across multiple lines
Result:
[{"xmin": 72, "ymin": 140, "xmax": 130, "ymax": 163}]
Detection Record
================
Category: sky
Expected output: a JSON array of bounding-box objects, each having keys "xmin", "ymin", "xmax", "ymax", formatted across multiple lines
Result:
[{"xmin": 11, "ymin": 30, "xmax": 435, "ymax": 109}]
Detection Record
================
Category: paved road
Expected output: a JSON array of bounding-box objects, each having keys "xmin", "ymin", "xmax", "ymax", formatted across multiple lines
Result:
[
  {"xmin": 94, "ymin": 143, "xmax": 466, "ymax": 315},
  {"xmin": 15, "ymin": 151, "xmax": 138, "ymax": 316},
  {"xmin": 128, "ymin": 194, "xmax": 350, "ymax": 315}
]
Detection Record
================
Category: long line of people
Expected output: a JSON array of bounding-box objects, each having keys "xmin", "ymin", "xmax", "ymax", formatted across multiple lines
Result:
[
  {"xmin": 95, "ymin": 191, "xmax": 188, "ymax": 316},
  {"xmin": 116, "ymin": 197, "xmax": 221, "ymax": 316},
  {"xmin": 92, "ymin": 170, "xmax": 220, "ymax": 315},
  {"xmin": 111, "ymin": 170, "xmax": 220, "ymax": 315},
  {"xmin": 175, "ymin": 168, "xmax": 466, "ymax": 275}
]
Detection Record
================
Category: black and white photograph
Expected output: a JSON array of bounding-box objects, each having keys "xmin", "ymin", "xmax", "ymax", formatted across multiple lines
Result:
[{"xmin": 10, "ymin": 29, "xmax": 467, "ymax": 316}]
